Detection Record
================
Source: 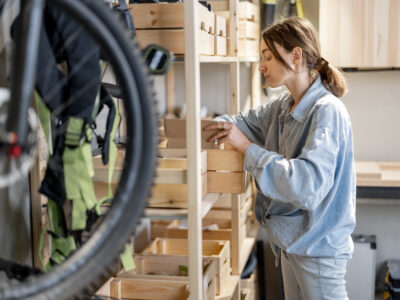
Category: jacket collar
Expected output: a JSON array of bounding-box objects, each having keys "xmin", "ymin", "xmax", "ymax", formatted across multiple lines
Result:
[{"xmin": 288, "ymin": 76, "xmax": 330, "ymax": 123}]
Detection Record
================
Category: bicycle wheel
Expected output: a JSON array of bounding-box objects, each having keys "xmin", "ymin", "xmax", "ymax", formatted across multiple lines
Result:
[{"xmin": 0, "ymin": 0, "xmax": 157, "ymax": 299}]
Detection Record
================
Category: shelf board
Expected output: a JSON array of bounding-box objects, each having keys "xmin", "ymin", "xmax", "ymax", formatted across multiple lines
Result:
[
  {"xmin": 239, "ymin": 237, "xmax": 256, "ymax": 274},
  {"xmin": 144, "ymin": 193, "xmax": 221, "ymax": 220},
  {"xmin": 172, "ymin": 55, "xmax": 259, "ymax": 63},
  {"xmin": 215, "ymin": 275, "xmax": 240, "ymax": 300},
  {"xmin": 239, "ymin": 56, "xmax": 260, "ymax": 62},
  {"xmin": 200, "ymin": 55, "xmax": 238, "ymax": 63}
]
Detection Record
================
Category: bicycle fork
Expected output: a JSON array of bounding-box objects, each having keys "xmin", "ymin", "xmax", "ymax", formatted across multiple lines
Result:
[{"xmin": 5, "ymin": 0, "xmax": 44, "ymax": 157}]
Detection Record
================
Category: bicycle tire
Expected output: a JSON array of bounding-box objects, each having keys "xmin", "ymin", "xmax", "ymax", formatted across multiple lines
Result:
[{"xmin": 0, "ymin": 0, "xmax": 157, "ymax": 299}]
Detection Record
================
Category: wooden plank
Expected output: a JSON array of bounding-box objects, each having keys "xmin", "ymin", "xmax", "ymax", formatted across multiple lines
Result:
[
  {"xmin": 110, "ymin": 279, "xmax": 121, "ymax": 298},
  {"xmin": 355, "ymin": 161, "xmax": 381, "ymax": 179},
  {"xmin": 166, "ymin": 64, "xmax": 175, "ymax": 115},
  {"xmin": 231, "ymin": 194, "xmax": 240, "ymax": 275},
  {"xmin": 207, "ymin": 172, "xmax": 246, "ymax": 194},
  {"xmin": 29, "ymin": 112, "xmax": 49, "ymax": 269},
  {"xmin": 119, "ymin": 277, "xmax": 189, "ymax": 300},
  {"xmin": 144, "ymin": 193, "xmax": 221, "ymax": 220},
  {"xmin": 185, "ymin": 1, "xmax": 203, "ymax": 298},
  {"xmin": 239, "ymin": 237, "xmax": 256, "ymax": 275}
]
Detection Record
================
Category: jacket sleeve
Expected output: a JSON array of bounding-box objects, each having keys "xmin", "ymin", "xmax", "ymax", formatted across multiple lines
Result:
[
  {"xmin": 244, "ymin": 103, "xmax": 342, "ymax": 211},
  {"xmin": 214, "ymin": 101, "xmax": 276, "ymax": 147}
]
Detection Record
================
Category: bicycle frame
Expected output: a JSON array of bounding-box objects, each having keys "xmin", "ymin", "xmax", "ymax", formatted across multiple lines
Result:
[{"xmin": 6, "ymin": 0, "xmax": 44, "ymax": 146}]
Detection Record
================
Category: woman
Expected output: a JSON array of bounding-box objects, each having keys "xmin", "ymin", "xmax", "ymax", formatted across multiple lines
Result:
[{"xmin": 204, "ymin": 17, "xmax": 355, "ymax": 300}]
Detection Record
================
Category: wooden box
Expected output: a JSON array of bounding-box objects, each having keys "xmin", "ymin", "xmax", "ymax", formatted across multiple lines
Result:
[
  {"xmin": 130, "ymin": 3, "xmax": 216, "ymax": 56},
  {"xmin": 167, "ymin": 218, "xmax": 246, "ymax": 245},
  {"xmin": 166, "ymin": 218, "xmax": 247, "ymax": 267},
  {"xmin": 98, "ymin": 277, "xmax": 189, "ymax": 300},
  {"xmin": 163, "ymin": 118, "xmax": 247, "ymax": 194},
  {"xmin": 150, "ymin": 150, "xmax": 207, "ymax": 208},
  {"xmin": 143, "ymin": 238, "xmax": 230, "ymax": 295},
  {"xmin": 117, "ymin": 255, "xmax": 216, "ymax": 300},
  {"xmin": 211, "ymin": 1, "xmax": 260, "ymax": 57},
  {"xmin": 204, "ymin": 196, "xmax": 253, "ymax": 225}
]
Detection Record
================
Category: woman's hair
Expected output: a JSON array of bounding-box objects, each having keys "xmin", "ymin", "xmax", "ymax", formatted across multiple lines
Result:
[{"xmin": 262, "ymin": 17, "xmax": 347, "ymax": 98}]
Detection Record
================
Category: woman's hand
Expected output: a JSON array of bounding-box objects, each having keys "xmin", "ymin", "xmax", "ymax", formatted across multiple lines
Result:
[{"xmin": 203, "ymin": 122, "xmax": 252, "ymax": 153}]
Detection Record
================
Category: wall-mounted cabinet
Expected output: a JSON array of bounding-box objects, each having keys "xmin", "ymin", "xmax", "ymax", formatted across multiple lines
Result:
[{"xmin": 319, "ymin": 0, "xmax": 400, "ymax": 68}]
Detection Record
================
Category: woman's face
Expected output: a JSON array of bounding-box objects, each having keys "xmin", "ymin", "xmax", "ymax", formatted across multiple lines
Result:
[{"xmin": 259, "ymin": 39, "xmax": 294, "ymax": 88}]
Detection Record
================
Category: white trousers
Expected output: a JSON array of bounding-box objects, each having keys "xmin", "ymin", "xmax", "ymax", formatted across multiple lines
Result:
[{"xmin": 281, "ymin": 249, "xmax": 349, "ymax": 300}]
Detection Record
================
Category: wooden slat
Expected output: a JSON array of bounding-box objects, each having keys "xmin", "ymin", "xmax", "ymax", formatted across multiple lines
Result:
[
  {"xmin": 119, "ymin": 277, "xmax": 189, "ymax": 300},
  {"xmin": 355, "ymin": 161, "xmax": 381, "ymax": 179}
]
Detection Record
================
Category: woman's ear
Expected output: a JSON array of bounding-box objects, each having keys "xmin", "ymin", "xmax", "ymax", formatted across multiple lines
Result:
[{"xmin": 291, "ymin": 46, "xmax": 303, "ymax": 70}]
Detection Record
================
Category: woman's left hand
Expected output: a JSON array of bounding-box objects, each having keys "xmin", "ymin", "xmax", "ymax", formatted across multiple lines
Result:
[{"xmin": 203, "ymin": 122, "xmax": 252, "ymax": 153}]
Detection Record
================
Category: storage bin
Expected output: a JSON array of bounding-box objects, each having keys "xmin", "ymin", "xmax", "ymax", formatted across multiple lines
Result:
[
  {"xmin": 142, "ymin": 238, "xmax": 230, "ymax": 295},
  {"xmin": 117, "ymin": 255, "xmax": 216, "ymax": 300},
  {"xmin": 129, "ymin": 3, "xmax": 216, "ymax": 56}
]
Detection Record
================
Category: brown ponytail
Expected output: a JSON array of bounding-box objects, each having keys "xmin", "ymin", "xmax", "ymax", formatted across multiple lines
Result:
[{"xmin": 262, "ymin": 17, "xmax": 347, "ymax": 98}]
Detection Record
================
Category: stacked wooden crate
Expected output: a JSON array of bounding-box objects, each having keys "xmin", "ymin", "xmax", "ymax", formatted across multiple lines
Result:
[
  {"xmin": 142, "ymin": 238, "xmax": 230, "ymax": 296},
  {"xmin": 163, "ymin": 118, "xmax": 247, "ymax": 196},
  {"xmin": 129, "ymin": 2, "xmax": 216, "ymax": 56},
  {"xmin": 210, "ymin": 1, "xmax": 260, "ymax": 57}
]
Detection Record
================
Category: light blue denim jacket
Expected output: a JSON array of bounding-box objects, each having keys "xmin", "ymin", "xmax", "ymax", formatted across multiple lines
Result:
[{"xmin": 217, "ymin": 77, "xmax": 356, "ymax": 260}]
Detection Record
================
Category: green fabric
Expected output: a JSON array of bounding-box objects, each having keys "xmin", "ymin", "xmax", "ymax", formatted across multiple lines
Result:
[
  {"xmin": 120, "ymin": 243, "xmax": 135, "ymax": 271},
  {"xmin": 107, "ymin": 99, "xmax": 121, "ymax": 198},
  {"xmin": 65, "ymin": 117, "xmax": 84, "ymax": 147},
  {"xmin": 64, "ymin": 140, "xmax": 98, "ymax": 230},
  {"xmin": 34, "ymin": 92, "xmax": 51, "ymax": 158},
  {"xmin": 48, "ymin": 199, "xmax": 65, "ymax": 237}
]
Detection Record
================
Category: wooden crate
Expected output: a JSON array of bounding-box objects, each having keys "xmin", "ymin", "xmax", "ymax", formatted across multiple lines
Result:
[
  {"xmin": 130, "ymin": 3, "xmax": 216, "ymax": 56},
  {"xmin": 150, "ymin": 150, "xmax": 207, "ymax": 208},
  {"xmin": 117, "ymin": 255, "xmax": 216, "ymax": 300},
  {"xmin": 164, "ymin": 118, "xmax": 224, "ymax": 150},
  {"xmin": 166, "ymin": 218, "xmax": 247, "ymax": 270},
  {"xmin": 166, "ymin": 218, "xmax": 246, "ymax": 245},
  {"xmin": 99, "ymin": 277, "xmax": 189, "ymax": 300},
  {"xmin": 162, "ymin": 119, "xmax": 247, "ymax": 194},
  {"xmin": 211, "ymin": 1, "xmax": 260, "ymax": 58},
  {"xmin": 241, "ymin": 272, "xmax": 256, "ymax": 300},
  {"xmin": 143, "ymin": 238, "xmax": 230, "ymax": 295},
  {"xmin": 204, "ymin": 196, "xmax": 253, "ymax": 225}
]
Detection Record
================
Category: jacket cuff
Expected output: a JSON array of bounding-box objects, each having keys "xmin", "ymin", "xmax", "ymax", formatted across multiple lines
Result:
[{"xmin": 244, "ymin": 143, "xmax": 265, "ymax": 172}]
